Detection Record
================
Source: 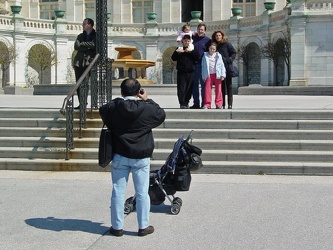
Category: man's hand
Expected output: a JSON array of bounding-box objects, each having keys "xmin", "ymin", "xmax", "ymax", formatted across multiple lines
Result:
[{"xmin": 138, "ymin": 88, "xmax": 148, "ymax": 101}]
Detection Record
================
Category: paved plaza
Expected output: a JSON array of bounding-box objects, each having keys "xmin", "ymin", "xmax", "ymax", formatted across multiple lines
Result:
[{"xmin": 0, "ymin": 171, "xmax": 333, "ymax": 250}]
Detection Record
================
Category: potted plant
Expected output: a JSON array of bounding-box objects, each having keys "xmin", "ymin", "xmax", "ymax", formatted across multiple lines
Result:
[
  {"xmin": 231, "ymin": 7, "xmax": 242, "ymax": 17},
  {"xmin": 191, "ymin": 11, "xmax": 202, "ymax": 20},
  {"xmin": 54, "ymin": 10, "xmax": 65, "ymax": 19},
  {"xmin": 264, "ymin": 2, "xmax": 276, "ymax": 11},
  {"xmin": 146, "ymin": 12, "xmax": 157, "ymax": 21}
]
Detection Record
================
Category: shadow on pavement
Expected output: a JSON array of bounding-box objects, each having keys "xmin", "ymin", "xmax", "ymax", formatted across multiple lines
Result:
[{"xmin": 25, "ymin": 217, "xmax": 109, "ymax": 235}]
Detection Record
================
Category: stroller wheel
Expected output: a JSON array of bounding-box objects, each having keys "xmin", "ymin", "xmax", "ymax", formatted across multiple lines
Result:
[
  {"xmin": 124, "ymin": 196, "xmax": 136, "ymax": 214},
  {"xmin": 173, "ymin": 197, "xmax": 182, "ymax": 207},
  {"xmin": 170, "ymin": 204, "xmax": 181, "ymax": 215},
  {"xmin": 124, "ymin": 203, "xmax": 134, "ymax": 214}
]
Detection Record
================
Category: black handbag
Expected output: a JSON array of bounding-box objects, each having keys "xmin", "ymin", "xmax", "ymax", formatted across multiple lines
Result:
[
  {"xmin": 98, "ymin": 124, "xmax": 113, "ymax": 168},
  {"xmin": 229, "ymin": 62, "xmax": 239, "ymax": 77}
]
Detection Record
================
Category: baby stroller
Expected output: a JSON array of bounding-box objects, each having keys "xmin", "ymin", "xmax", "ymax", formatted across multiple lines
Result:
[{"xmin": 124, "ymin": 130, "xmax": 203, "ymax": 215}]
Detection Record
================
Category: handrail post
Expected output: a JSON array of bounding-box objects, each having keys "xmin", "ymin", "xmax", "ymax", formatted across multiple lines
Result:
[{"xmin": 65, "ymin": 97, "xmax": 74, "ymax": 160}]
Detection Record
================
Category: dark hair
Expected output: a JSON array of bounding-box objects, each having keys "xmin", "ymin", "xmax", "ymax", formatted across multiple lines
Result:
[
  {"xmin": 84, "ymin": 18, "xmax": 94, "ymax": 27},
  {"xmin": 121, "ymin": 78, "xmax": 141, "ymax": 97},
  {"xmin": 197, "ymin": 23, "xmax": 207, "ymax": 31},
  {"xmin": 182, "ymin": 23, "xmax": 191, "ymax": 32},
  {"xmin": 182, "ymin": 34, "xmax": 191, "ymax": 40},
  {"xmin": 211, "ymin": 30, "xmax": 227, "ymax": 44}
]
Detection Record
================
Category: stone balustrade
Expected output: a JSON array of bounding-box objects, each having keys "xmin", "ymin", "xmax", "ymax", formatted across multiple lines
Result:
[
  {"xmin": 238, "ymin": 15, "xmax": 263, "ymax": 28},
  {"xmin": 0, "ymin": 16, "xmax": 12, "ymax": 27},
  {"xmin": 0, "ymin": 8, "xmax": 293, "ymax": 38},
  {"xmin": 307, "ymin": 2, "xmax": 333, "ymax": 10},
  {"xmin": 23, "ymin": 18, "xmax": 54, "ymax": 30},
  {"xmin": 205, "ymin": 20, "xmax": 230, "ymax": 33},
  {"xmin": 109, "ymin": 24, "xmax": 146, "ymax": 36}
]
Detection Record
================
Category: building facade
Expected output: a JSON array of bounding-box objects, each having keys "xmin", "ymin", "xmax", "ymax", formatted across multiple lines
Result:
[{"xmin": 0, "ymin": 0, "xmax": 332, "ymax": 90}]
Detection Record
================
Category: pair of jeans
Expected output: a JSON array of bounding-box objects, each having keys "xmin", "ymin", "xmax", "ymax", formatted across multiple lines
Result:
[
  {"xmin": 192, "ymin": 64, "xmax": 205, "ymax": 107},
  {"xmin": 110, "ymin": 154, "xmax": 150, "ymax": 230}
]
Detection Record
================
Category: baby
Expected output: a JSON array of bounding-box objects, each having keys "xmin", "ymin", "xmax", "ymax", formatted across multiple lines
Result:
[{"xmin": 176, "ymin": 23, "xmax": 195, "ymax": 52}]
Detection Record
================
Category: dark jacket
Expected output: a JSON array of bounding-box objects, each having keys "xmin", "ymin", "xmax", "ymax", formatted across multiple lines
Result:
[
  {"xmin": 192, "ymin": 34, "xmax": 211, "ymax": 64},
  {"xmin": 171, "ymin": 49, "xmax": 200, "ymax": 73},
  {"xmin": 73, "ymin": 29, "xmax": 96, "ymax": 68},
  {"xmin": 99, "ymin": 98, "xmax": 166, "ymax": 159},
  {"xmin": 216, "ymin": 41, "xmax": 236, "ymax": 75}
]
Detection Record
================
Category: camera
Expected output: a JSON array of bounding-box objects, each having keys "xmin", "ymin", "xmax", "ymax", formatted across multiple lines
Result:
[{"xmin": 139, "ymin": 88, "xmax": 144, "ymax": 95}]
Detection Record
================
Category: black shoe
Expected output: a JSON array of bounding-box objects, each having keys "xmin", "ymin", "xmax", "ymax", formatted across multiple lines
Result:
[
  {"xmin": 138, "ymin": 225, "xmax": 154, "ymax": 236},
  {"xmin": 228, "ymin": 105, "xmax": 232, "ymax": 109},
  {"xmin": 190, "ymin": 105, "xmax": 200, "ymax": 109},
  {"xmin": 109, "ymin": 227, "xmax": 124, "ymax": 237}
]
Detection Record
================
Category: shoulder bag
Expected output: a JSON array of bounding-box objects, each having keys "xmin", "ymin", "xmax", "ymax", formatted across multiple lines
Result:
[{"xmin": 98, "ymin": 124, "xmax": 113, "ymax": 168}]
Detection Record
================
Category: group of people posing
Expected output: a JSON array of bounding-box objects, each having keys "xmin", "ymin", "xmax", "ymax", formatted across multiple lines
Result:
[{"xmin": 171, "ymin": 23, "xmax": 237, "ymax": 109}]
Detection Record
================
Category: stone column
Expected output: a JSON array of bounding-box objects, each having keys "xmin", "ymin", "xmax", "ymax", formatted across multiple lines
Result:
[
  {"xmin": 65, "ymin": 0, "xmax": 74, "ymax": 21},
  {"xmin": 289, "ymin": 17, "xmax": 307, "ymax": 85},
  {"xmin": 74, "ymin": 0, "xmax": 84, "ymax": 22},
  {"xmin": 145, "ymin": 41, "xmax": 158, "ymax": 83},
  {"xmin": 170, "ymin": 0, "xmax": 181, "ymax": 23},
  {"xmin": 29, "ymin": 1, "xmax": 39, "ymax": 19},
  {"xmin": 54, "ymin": 14, "xmax": 68, "ymax": 84},
  {"xmin": 11, "ymin": 12, "xmax": 25, "ymax": 86}
]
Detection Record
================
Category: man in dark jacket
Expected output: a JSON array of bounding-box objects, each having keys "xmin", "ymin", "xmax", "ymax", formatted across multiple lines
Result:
[
  {"xmin": 190, "ymin": 23, "xmax": 210, "ymax": 109},
  {"xmin": 171, "ymin": 35, "xmax": 200, "ymax": 109},
  {"xmin": 73, "ymin": 18, "xmax": 96, "ymax": 109},
  {"xmin": 99, "ymin": 78, "xmax": 166, "ymax": 237}
]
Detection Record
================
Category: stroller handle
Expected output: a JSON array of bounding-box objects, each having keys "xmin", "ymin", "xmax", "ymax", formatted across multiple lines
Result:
[{"xmin": 185, "ymin": 130, "xmax": 193, "ymax": 143}]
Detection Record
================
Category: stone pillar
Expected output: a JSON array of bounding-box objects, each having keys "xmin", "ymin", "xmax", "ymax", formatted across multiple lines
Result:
[
  {"xmin": 145, "ymin": 13, "xmax": 158, "ymax": 36},
  {"xmin": 170, "ymin": 0, "xmax": 181, "ymax": 23},
  {"xmin": 145, "ymin": 41, "xmax": 158, "ymax": 83},
  {"xmin": 29, "ymin": 1, "xmax": 39, "ymax": 19},
  {"xmin": 65, "ymin": 0, "xmax": 74, "ymax": 21},
  {"xmin": 54, "ymin": 15, "xmax": 68, "ymax": 84},
  {"xmin": 11, "ymin": 12, "xmax": 25, "ymax": 86},
  {"xmin": 74, "ymin": 0, "xmax": 84, "ymax": 22},
  {"xmin": 289, "ymin": 13, "xmax": 307, "ymax": 85}
]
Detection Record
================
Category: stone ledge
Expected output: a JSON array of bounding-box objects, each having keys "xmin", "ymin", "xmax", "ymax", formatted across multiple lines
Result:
[
  {"xmin": 4, "ymin": 86, "xmax": 34, "ymax": 95},
  {"xmin": 238, "ymin": 85, "xmax": 333, "ymax": 96},
  {"xmin": 33, "ymin": 84, "xmax": 75, "ymax": 95}
]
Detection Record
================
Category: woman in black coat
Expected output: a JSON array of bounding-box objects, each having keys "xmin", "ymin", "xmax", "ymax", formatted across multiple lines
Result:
[{"xmin": 211, "ymin": 31, "xmax": 236, "ymax": 109}]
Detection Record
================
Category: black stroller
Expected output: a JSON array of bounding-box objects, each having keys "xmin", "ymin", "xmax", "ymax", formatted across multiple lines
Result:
[{"xmin": 124, "ymin": 131, "xmax": 203, "ymax": 215}]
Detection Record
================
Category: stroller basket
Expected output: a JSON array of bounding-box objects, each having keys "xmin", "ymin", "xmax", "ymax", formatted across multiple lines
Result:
[{"xmin": 124, "ymin": 130, "xmax": 203, "ymax": 215}]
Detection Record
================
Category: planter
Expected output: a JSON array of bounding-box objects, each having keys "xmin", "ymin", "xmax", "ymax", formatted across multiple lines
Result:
[
  {"xmin": 10, "ymin": 5, "xmax": 22, "ymax": 14},
  {"xmin": 264, "ymin": 2, "xmax": 276, "ymax": 11},
  {"xmin": 146, "ymin": 12, "xmax": 157, "ymax": 21},
  {"xmin": 191, "ymin": 11, "xmax": 202, "ymax": 20},
  {"xmin": 231, "ymin": 7, "xmax": 242, "ymax": 16},
  {"xmin": 54, "ymin": 10, "xmax": 65, "ymax": 19}
]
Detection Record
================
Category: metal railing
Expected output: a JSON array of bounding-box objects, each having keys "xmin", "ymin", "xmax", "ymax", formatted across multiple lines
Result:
[{"xmin": 60, "ymin": 54, "xmax": 100, "ymax": 160}]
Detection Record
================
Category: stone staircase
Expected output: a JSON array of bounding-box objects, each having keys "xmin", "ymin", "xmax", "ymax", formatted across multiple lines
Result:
[{"xmin": 0, "ymin": 108, "xmax": 333, "ymax": 175}]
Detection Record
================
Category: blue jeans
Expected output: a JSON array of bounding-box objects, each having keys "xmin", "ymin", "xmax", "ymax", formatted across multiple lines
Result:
[
  {"xmin": 192, "ymin": 64, "xmax": 205, "ymax": 107},
  {"xmin": 110, "ymin": 154, "xmax": 150, "ymax": 230}
]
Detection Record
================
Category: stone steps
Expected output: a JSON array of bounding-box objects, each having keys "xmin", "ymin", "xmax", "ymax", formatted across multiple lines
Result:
[
  {"xmin": 0, "ymin": 108, "xmax": 333, "ymax": 175},
  {"xmin": 1, "ymin": 137, "xmax": 332, "ymax": 151}
]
